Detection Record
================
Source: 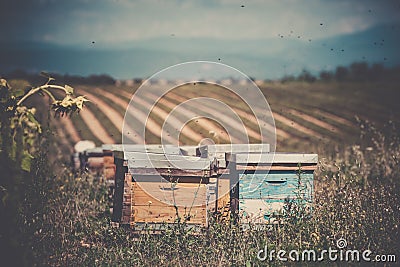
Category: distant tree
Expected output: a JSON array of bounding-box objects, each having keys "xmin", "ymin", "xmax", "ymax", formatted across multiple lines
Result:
[
  {"xmin": 297, "ymin": 69, "xmax": 316, "ymax": 83},
  {"xmin": 349, "ymin": 62, "xmax": 369, "ymax": 81},
  {"xmin": 386, "ymin": 66, "xmax": 400, "ymax": 81},
  {"xmin": 335, "ymin": 66, "xmax": 349, "ymax": 82},
  {"xmin": 280, "ymin": 75, "xmax": 296, "ymax": 83},
  {"xmin": 133, "ymin": 78, "xmax": 143, "ymax": 84},
  {"xmin": 319, "ymin": 71, "xmax": 333, "ymax": 82},
  {"xmin": 369, "ymin": 63, "xmax": 384, "ymax": 81},
  {"xmin": 87, "ymin": 74, "xmax": 115, "ymax": 85}
]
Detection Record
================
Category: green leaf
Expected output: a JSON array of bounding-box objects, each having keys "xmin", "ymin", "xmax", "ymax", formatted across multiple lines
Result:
[
  {"xmin": 9, "ymin": 142, "xmax": 16, "ymax": 160},
  {"xmin": 12, "ymin": 89, "xmax": 25, "ymax": 98},
  {"xmin": 21, "ymin": 151, "xmax": 34, "ymax": 172},
  {"xmin": 26, "ymin": 111, "xmax": 42, "ymax": 133},
  {"xmin": 65, "ymin": 85, "xmax": 74, "ymax": 95}
]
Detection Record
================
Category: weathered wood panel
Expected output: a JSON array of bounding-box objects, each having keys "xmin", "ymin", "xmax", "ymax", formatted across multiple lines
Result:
[
  {"xmin": 132, "ymin": 181, "xmax": 207, "ymax": 207},
  {"xmin": 129, "ymin": 168, "xmax": 209, "ymax": 179},
  {"xmin": 206, "ymin": 176, "xmax": 230, "ymax": 214},
  {"xmin": 103, "ymin": 144, "xmax": 185, "ymax": 155},
  {"xmin": 197, "ymin": 144, "xmax": 271, "ymax": 158},
  {"xmin": 111, "ymin": 157, "xmax": 127, "ymax": 223},
  {"xmin": 126, "ymin": 152, "xmax": 211, "ymax": 170},
  {"xmin": 129, "ymin": 179, "xmax": 208, "ymax": 226},
  {"xmin": 236, "ymin": 164, "xmax": 317, "ymax": 171},
  {"xmin": 103, "ymin": 155, "xmax": 114, "ymax": 166},
  {"xmin": 122, "ymin": 173, "xmax": 132, "ymax": 225},
  {"xmin": 104, "ymin": 165, "xmax": 116, "ymax": 181},
  {"xmin": 226, "ymin": 152, "xmax": 318, "ymax": 164},
  {"xmin": 132, "ymin": 205, "xmax": 207, "ymax": 225}
]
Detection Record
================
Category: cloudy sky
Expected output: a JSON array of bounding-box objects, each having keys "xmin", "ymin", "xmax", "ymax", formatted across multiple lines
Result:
[{"xmin": 1, "ymin": 0, "xmax": 400, "ymax": 79}]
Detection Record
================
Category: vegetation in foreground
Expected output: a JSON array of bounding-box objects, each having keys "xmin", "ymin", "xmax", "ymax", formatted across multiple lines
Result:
[
  {"xmin": 2, "ymin": 122, "xmax": 399, "ymax": 266},
  {"xmin": 0, "ymin": 75, "xmax": 399, "ymax": 266}
]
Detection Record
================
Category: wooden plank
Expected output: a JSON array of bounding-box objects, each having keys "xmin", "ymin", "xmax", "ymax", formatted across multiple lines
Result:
[
  {"xmin": 226, "ymin": 153, "xmax": 318, "ymax": 164},
  {"xmin": 104, "ymin": 165, "xmax": 116, "ymax": 180},
  {"xmin": 128, "ymin": 159, "xmax": 210, "ymax": 169},
  {"xmin": 125, "ymin": 151, "xmax": 208, "ymax": 161},
  {"xmin": 103, "ymin": 155, "xmax": 114, "ymax": 166},
  {"xmin": 103, "ymin": 144, "xmax": 185, "ymax": 155},
  {"xmin": 111, "ymin": 156, "xmax": 128, "ymax": 223},
  {"xmin": 126, "ymin": 152, "xmax": 211, "ymax": 170},
  {"xmin": 236, "ymin": 165, "xmax": 317, "ymax": 171},
  {"xmin": 84, "ymin": 147, "xmax": 105, "ymax": 155},
  {"xmin": 206, "ymin": 176, "xmax": 230, "ymax": 212},
  {"xmin": 121, "ymin": 173, "xmax": 132, "ymax": 225},
  {"xmin": 132, "ymin": 205, "xmax": 207, "ymax": 225},
  {"xmin": 179, "ymin": 145, "xmax": 198, "ymax": 156},
  {"xmin": 228, "ymin": 155, "xmax": 239, "ymax": 223},
  {"xmin": 197, "ymin": 144, "xmax": 270, "ymax": 158},
  {"xmin": 129, "ymin": 168, "xmax": 209, "ymax": 178},
  {"xmin": 132, "ymin": 181, "xmax": 207, "ymax": 207},
  {"xmin": 87, "ymin": 157, "xmax": 104, "ymax": 169}
]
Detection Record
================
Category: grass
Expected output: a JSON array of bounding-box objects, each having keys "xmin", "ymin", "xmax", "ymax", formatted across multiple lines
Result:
[{"xmin": 5, "ymin": 119, "xmax": 395, "ymax": 266}]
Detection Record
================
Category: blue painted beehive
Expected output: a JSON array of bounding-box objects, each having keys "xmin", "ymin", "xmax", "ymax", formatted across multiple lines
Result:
[{"xmin": 225, "ymin": 152, "xmax": 318, "ymax": 224}]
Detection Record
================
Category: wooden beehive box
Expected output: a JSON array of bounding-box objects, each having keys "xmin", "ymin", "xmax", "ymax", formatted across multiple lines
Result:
[
  {"xmin": 111, "ymin": 145, "xmax": 213, "ymax": 229},
  {"xmin": 225, "ymin": 152, "xmax": 318, "ymax": 224}
]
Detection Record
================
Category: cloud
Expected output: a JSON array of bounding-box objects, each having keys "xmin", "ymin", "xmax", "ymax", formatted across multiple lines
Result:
[{"xmin": 1, "ymin": 0, "xmax": 399, "ymax": 46}]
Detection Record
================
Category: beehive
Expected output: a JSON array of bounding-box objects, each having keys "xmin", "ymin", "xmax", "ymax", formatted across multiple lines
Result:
[
  {"xmin": 225, "ymin": 152, "xmax": 318, "ymax": 224},
  {"xmin": 109, "ymin": 144, "xmax": 317, "ymax": 229},
  {"xmin": 111, "ymin": 145, "xmax": 212, "ymax": 229}
]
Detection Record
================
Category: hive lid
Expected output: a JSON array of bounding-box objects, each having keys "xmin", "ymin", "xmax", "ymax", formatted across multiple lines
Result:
[
  {"xmin": 226, "ymin": 152, "xmax": 318, "ymax": 164},
  {"xmin": 102, "ymin": 144, "xmax": 187, "ymax": 155},
  {"xmin": 125, "ymin": 151, "xmax": 211, "ymax": 170},
  {"xmin": 197, "ymin": 144, "xmax": 270, "ymax": 158}
]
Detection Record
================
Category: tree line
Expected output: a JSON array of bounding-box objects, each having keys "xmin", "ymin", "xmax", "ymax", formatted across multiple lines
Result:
[
  {"xmin": 5, "ymin": 70, "xmax": 116, "ymax": 86},
  {"xmin": 281, "ymin": 62, "xmax": 400, "ymax": 83},
  {"xmin": 4, "ymin": 61, "xmax": 400, "ymax": 85}
]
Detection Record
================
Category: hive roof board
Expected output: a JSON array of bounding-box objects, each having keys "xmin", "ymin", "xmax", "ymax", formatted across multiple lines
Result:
[
  {"xmin": 226, "ymin": 152, "xmax": 318, "ymax": 164},
  {"xmin": 125, "ymin": 151, "xmax": 211, "ymax": 170},
  {"xmin": 103, "ymin": 144, "xmax": 316, "ymax": 168},
  {"xmin": 197, "ymin": 144, "xmax": 270, "ymax": 158},
  {"xmin": 102, "ymin": 144, "xmax": 202, "ymax": 156},
  {"xmin": 102, "ymin": 144, "xmax": 187, "ymax": 155}
]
